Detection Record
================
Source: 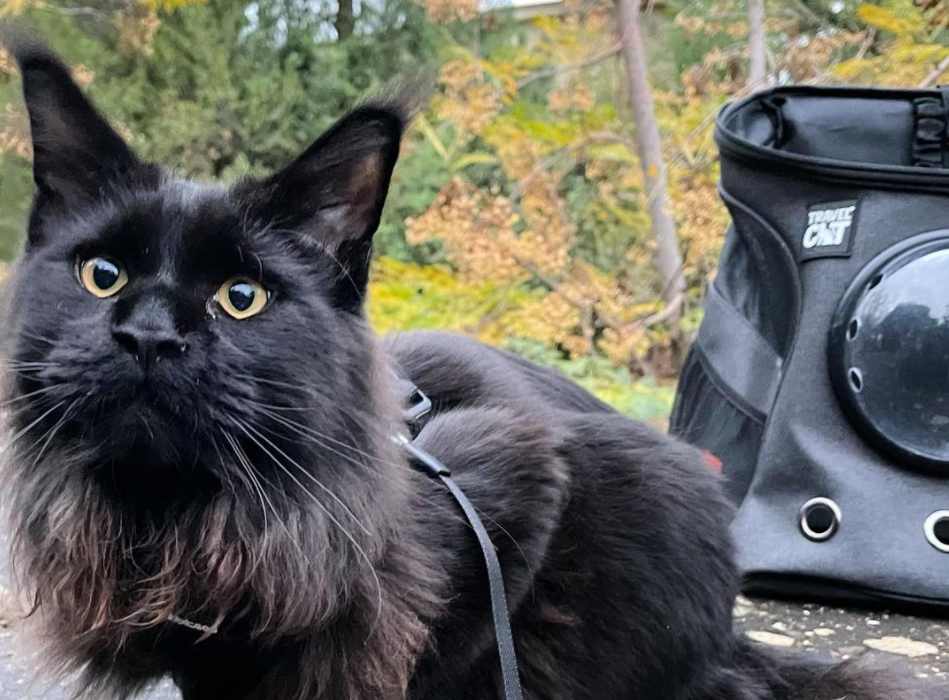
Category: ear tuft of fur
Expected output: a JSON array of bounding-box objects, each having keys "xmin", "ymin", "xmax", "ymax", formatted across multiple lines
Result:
[
  {"xmin": 362, "ymin": 71, "xmax": 435, "ymax": 132},
  {"xmin": 1, "ymin": 21, "xmax": 65, "ymax": 74}
]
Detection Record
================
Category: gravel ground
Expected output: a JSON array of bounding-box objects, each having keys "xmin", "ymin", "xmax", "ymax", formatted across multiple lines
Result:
[
  {"xmin": 0, "ymin": 590, "xmax": 945, "ymax": 698},
  {"xmin": 734, "ymin": 595, "xmax": 949, "ymax": 682}
]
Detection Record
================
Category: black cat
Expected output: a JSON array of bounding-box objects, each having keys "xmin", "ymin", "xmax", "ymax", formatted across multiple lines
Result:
[{"xmin": 0, "ymin": 32, "xmax": 940, "ymax": 700}]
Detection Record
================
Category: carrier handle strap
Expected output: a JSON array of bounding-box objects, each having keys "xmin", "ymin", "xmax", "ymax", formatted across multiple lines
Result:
[
  {"xmin": 911, "ymin": 88, "xmax": 949, "ymax": 168},
  {"xmin": 940, "ymin": 86, "xmax": 949, "ymax": 168}
]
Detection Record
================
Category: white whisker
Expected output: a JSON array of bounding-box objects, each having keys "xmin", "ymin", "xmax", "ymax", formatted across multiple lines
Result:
[
  {"xmin": 236, "ymin": 415, "xmax": 370, "ymax": 536},
  {"xmin": 222, "ymin": 432, "xmax": 273, "ymax": 535},
  {"xmin": 29, "ymin": 398, "xmax": 80, "ymax": 467},
  {"xmin": 0, "ymin": 384, "xmax": 62, "ymax": 408},
  {"xmin": 7, "ymin": 401, "xmax": 68, "ymax": 448},
  {"xmin": 230, "ymin": 416, "xmax": 384, "ymax": 632},
  {"xmin": 253, "ymin": 403, "xmax": 526, "ymax": 564},
  {"xmin": 250, "ymin": 404, "xmax": 465, "ymax": 518}
]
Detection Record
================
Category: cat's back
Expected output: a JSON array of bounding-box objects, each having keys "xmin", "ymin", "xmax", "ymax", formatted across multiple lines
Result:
[
  {"xmin": 382, "ymin": 330, "xmax": 614, "ymax": 416},
  {"xmin": 385, "ymin": 332, "xmax": 741, "ymax": 700}
]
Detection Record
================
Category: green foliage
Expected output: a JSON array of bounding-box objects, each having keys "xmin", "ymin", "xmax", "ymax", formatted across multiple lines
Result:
[
  {"xmin": 376, "ymin": 141, "xmax": 452, "ymax": 262},
  {"xmin": 0, "ymin": 0, "xmax": 439, "ymax": 252},
  {"xmin": 367, "ymin": 256, "xmax": 544, "ymax": 335},
  {"xmin": 0, "ymin": 155, "xmax": 30, "ymax": 261},
  {"xmin": 502, "ymin": 339, "xmax": 675, "ymax": 426},
  {"xmin": 836, "ymin": 2, "xmax": 949, "ymax": 85},
  {"xmin": 561, "ymin": 168, "xmax": 649, "ymax": 274},
  {"xmin": 3, "ymin": 0, "xmax": 941, "ymax": 416},
  {"xmin": 368, "ymin": 257, "xmax": 675, "ymax": 424}
]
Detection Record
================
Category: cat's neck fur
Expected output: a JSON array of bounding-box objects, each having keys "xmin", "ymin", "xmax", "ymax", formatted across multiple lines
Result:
[{"xmin": 5, "ymin": 351, "xmax": 446, "ymax": 700}]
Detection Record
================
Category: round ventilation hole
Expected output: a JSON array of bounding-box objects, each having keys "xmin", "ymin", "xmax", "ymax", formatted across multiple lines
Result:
[
  {"xmin": 848, "ymin": 368, "xmax": 863, "ymax": 392},
  {"xmin": 924, "ymin": 511, "xmax": 949, "ymax": 553},
  {"xmin": 847, "ymin": 318, "xmax": 859, "ymax": 340},
  {"xmin": 799, "ymin": 497, "xmax": 841, "ymax": 542}
]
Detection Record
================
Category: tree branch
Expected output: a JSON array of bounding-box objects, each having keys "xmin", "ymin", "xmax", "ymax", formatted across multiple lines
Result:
[
  {"xmin": 587, "ymin": 130, "xmax": 638, "ymax": 151},
  {"xmin": 41, "ymin": 6, "xmax": 110, "ymax": 20},
  {"xmin": 516, "ymin": 43, "xmax": 622, "ymax": 89},
  {"xmin": 747, "ymin": 0, "xmax": 767, "ymax": 87},
  {"xmin": 920, "ymin": 51, "xmax": 949, "ymax": 88},
  {"xmin": 515, "ymin": 130, "xmax": 637, "ymax": 197},
  {"xmin": 515, "ymin": 144, "xmax": 583, "ymax": 197},
  {"xmin": 513, "ymin": 252, "xmax": 684, "ymax": 338}
]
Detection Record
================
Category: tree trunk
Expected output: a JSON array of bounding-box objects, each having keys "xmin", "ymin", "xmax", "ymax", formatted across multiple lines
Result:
[
  {"xmin": 335, "ymin": 0, "xmax": 355, "ymax": 40},
  {"xmin": 748, "ymin": 0, "xmax": 767, "ymax": 86},
  {"xmin": 613, "ymin": 0, "xmax": 685, "ymax": 315}
]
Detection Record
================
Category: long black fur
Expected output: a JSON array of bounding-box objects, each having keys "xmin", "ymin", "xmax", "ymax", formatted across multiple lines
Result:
[{"xmin": 0, "ymin": 32, "xmax": 942, "ymax": 700}]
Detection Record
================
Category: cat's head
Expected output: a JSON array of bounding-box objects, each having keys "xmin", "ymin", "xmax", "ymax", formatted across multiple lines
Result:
[{"xmin": 2, "ymin": 35, "xmax": 413, "ymax": 499}]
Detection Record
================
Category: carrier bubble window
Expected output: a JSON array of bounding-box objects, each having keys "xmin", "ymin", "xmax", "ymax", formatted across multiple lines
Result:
[{"xmin": 829, "ymin": 234, "xmax": 949, "ymax": 473}]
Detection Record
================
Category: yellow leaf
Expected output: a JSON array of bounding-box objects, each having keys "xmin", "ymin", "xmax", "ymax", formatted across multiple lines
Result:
[
  {"xmin": 856, "ymin": 3, "xmax": 925, "ymax": 38},
  {"xmin": 451, "ymin": 152, "xmax": 498, "ymax": 170},
  {"xmin": 138, "ymin": 0, "xmax": 207, "ymax": 11}
]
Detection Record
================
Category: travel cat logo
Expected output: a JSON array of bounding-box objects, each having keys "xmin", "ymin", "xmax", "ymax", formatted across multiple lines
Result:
[{"xmin": 800, "ymin": 200, "xmax": 858, "ymax": 261}]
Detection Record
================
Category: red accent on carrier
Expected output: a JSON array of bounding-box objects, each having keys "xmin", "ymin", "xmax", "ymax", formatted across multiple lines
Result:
[{"xmin": 702, "ymin": 451, "xmax": 723, "ymax": 472}]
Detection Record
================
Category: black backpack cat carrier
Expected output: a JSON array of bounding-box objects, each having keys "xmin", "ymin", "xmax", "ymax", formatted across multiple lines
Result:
[{"xmin": 671, "ymin": 86, "xmax": 949, "ymax": 611}]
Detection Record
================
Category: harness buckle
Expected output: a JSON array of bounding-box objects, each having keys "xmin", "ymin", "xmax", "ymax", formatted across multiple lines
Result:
[
  {"xmin": 404, "ymin": 385, "xmax": 432, "ymax": 436},
  {"xmin": 390, "ymin": 368, "xmax": 432, "ymax": 437}
]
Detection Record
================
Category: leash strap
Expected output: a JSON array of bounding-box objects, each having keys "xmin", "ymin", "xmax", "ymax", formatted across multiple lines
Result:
[{"xmin": 394, "ymin": 380, "xmax": 525, "ymax": 700}]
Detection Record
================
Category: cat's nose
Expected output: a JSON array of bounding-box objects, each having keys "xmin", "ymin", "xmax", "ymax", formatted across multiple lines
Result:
[
  {"xmin": 113, "ymin": 324, "xmax": 187, "ymax": 370},
  {"xmin": 112, "ymin": 293, "xmax": 188, "ymax": 370}
]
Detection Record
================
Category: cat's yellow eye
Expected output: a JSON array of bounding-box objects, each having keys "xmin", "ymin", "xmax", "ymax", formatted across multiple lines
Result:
[
  {"xmin": 80, "ymin": 257, "xmax": 128, "ymax": 298},
  {"xmin": 216, "ymin": 277, "xmax": 269, "ymax": 320}
]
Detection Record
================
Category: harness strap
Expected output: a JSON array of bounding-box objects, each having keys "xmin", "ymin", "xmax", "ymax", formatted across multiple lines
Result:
[{"xmin": 395, "ymin": 380, "xmax": 525, "ymax": 700}]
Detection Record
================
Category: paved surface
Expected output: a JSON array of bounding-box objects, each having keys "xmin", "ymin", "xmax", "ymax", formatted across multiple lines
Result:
[
  {"xmin": 734, "ymin": 595, "xmax": 949, "ymax": 682},
  {"xmin": 0, "ymin": 594, "xmax": 178, "ymax": 699},
  {"xmin": 0, "ymin": 591, "xmax": 944, "ymax": 698}
]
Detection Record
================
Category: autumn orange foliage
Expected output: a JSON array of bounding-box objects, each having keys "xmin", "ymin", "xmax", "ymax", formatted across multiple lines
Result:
[
  {"xmin": 381, "ymin": 0, "xmax": 949, "ymax": 380},
  {"xmin": 4, "ymin": 0, "xmax": 949, "ymax": 391}
]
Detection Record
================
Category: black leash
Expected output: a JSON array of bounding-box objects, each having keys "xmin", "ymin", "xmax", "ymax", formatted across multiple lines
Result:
[{"xmin": 393, "ymin": 377, "xmax": 525, "ymax": 700}]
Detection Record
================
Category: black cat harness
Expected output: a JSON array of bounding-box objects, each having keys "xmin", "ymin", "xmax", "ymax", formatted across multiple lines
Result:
[{"xmin": 393, "ymin": 375, "xmax": 525, "ymax": 700}]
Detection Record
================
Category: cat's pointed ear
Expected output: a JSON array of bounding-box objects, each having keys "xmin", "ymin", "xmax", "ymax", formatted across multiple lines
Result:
[
  {"xmin": 248, "ymin": 92, "xmax": 422, "ymax": 308},
  {"xmin": 5, "ymin": 31, "xmax": 143, "ymax": 207}
]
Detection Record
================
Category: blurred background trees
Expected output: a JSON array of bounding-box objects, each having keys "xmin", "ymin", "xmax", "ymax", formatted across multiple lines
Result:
[{"xmin": 1, "ymin": 0, "xmax": 948, "ymax": 423}]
